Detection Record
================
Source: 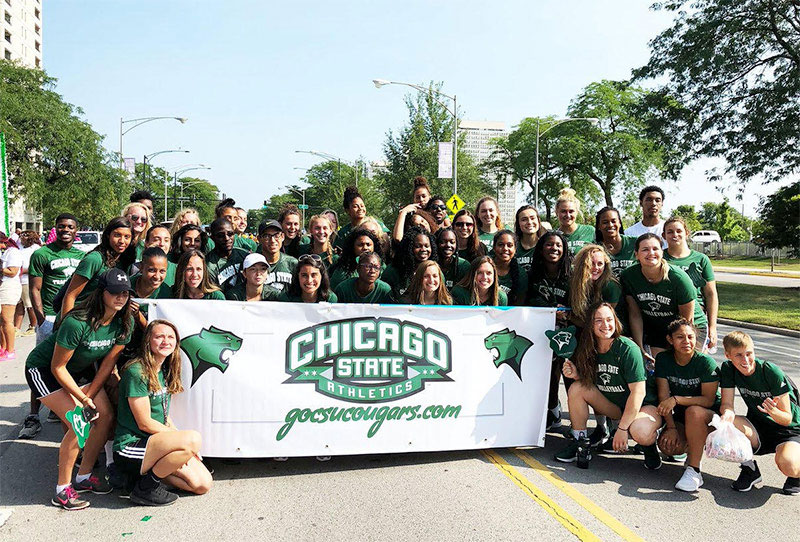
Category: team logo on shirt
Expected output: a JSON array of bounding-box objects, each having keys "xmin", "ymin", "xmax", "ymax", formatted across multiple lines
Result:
[
  {"xmin": 180, "ymin": 326, "xmax": 243, "ymax": 386},
  {"xmin": 284, "ymin": 317, "xmax": 452, "ymax": 403},
  {"xmin": 483, "ymin": 329, "xmax": 533, "ymax": 380}
]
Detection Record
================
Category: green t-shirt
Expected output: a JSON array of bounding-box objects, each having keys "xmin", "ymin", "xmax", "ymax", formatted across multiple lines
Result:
[
  {"xmin": 719, "ymin": 359, "xmax": 800, "ymax": 429},
  {"xmin": 596, "ymin": 336, "xmax": 647, "ymax": 411},
  {"xmin": 277, "ymin": 291, "xmax": 338, "ymax": 303},
  {"xmin": 329, "ymin": 266, "xmax": 357, "ymax": 291},
  {"xmin": 439, "ymin": 257, "xmax": 470, "ymax": 290},
  {"xmin": 526, "ymin": 274, "xmax": 569, "ymax": 307},
  {"xmin": 200, "ymin": 290, "xmax": 226, "ymax": 300},
  {"xmin": 664, "ymin": 250, "xmax": 715, "ymax": 311},
  {"xmin": 234, "ymin": 234, "xmax": 258, "ymax": 252},
  {"xmin": 497, "ymin": 259, "xmax": 528, "ymax": 306},
  {"xmin": 333, "ymin": 220, "xmax": 389, "ymax": 250},
  {"xmin": 477, "ymin": 230, "xmax": 495, "ymax": 250},
  {"xmin": 131, "ymin": 274, "xmax": 173, "ymax": 320},
  {"xmin": 608, "ymin": 236, "xmax": 637, "ymax": 277},
  {"xmin": 334, "ymin": 278, "xmax": 394, "ymax": 304},
  {"xmin": 457, "ymin": 247, "xmax": 485, "ymax": 262},
  {"xmin": 380, "ymin": 264, "xmax": 413, "ymax": 300},
  {"xmin": 516, "ymin": 244, "xmax": 536, "ymax": 274},
  {"xmin": 134, "ymin": 240, "xmax": 145, "ymax": 261},
  {"xmin": 206, "ymin": 247, "xmax": 249, "ymax": 289},
  {"xmin": 655, "ymin": 350, "xmax": 720, "ymax": 404},
  {"xmin": 602, "ymin": 279, "xmax": 622, "ymax": 305},
  {"xmin": 620, "ymin": 263, "xmax": 707, "ymax": 338},
  {"xmin": 559, "ymin": 224, "xmax": 595, "ymax": 255},
  {"xmin": 28, "ymin": 243, "xmax": 85, "ymax": 316},
  {"xmin": 263, "ymin": 252, "xmax": 298, "ymax": 293},
  {"xmin": 298, "ymin": 243, "xmax": 340, "ymax": 268},
  {"xmin": 225, "ymin": 282, "xmax": 280, "ymax": 301},
  {"xmin": 73, "ymin": 251, "xmax": 109, "ymax": 304},
  {"xmin": 114, "ymin": 362, "xmax": 170, "ymax": 451},
  {"xmin": 25, "ymin": 314, "xmax": 132, "ymax": 373},
  {"xmin": 451, "ymin": 285, "xmax": 508, "ymax": 306}
]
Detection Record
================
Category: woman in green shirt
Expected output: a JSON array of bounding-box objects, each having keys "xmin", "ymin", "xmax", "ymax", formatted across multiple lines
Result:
[
  {"xmin": 278, "ymin": 254, "xmax": 338, "ymax": 303},
  {"xmin": 334, "ymin": 186, "xmax": 369, "ymax": 250},
  {"xmin": 555, "ymin": 188, "xmax": 595, "ymax": 255},
  {"xmin": 114, "ymin": 319, "xmax": 212, "ymax": 507},
  {"xmin": 654, "ymin": 318, "xmax": 720, "ymax": 492},
  {"xmin": 382, "ymin": 226, "xmax": 437, "ymax": 300},
  {"xmin": 556, "ymin": 303, "xmax": 663, "ymax": 470},
  {"xmin": 299, "ymin": 214, "xmax": 339, "ymax": 268},
  {"xmin": 173, "ymin": 250, "xmax": 225, "ymax": 300},
  {"xmin": 169, "ymin": 224, "xmax": 209, "ymax": 264},
  {"xmin": 400, "ymin": 261, "xmax": 453, "ymax": 305},
  {"xmin": 594, "ymin": 206, "xmax": 637, "ymax": 277},
  {"xmin": 435, "ymin": 228, "xmax": 469, "ymax": 290},
  {"xmin": 475, "ymin": 196, "xmax": 503, "ymax": 250},
  {"xmin": 60, "ymin": 217, "xmax": 136, "ymax": 319},
  {"xmin": 334, "ymin": 251, "xmax": 394, "ymax": 304},
  {"xmin": 451, "ymin": 256, "xmax": 508, "ymax": 306},
  {"xmin": 452, "ymin": 209, "xmax": 486, "ymax": 263},
  {"xmin": 491, "ymin": 230, "xmax": 527, "ymax": 306},
  {"xmin": 328, "ymin": 229, "xmax": 382, "ymax": 291},
  {"xmin": 25, "ymin": 269, "xmax": 134, "ymax": 510},
  {"xmin": 514, "ymin": 205, "xmax": 545, "ymax": 274},
  {"xmin": 225, "ymin": 253, "xmax": 280, "ymax": 301},
  {"xmin": 663, "ymin": 216, "xmax": 719, "ymax": 352}
]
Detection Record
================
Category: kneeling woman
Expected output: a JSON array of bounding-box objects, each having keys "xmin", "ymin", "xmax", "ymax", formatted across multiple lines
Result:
[
  {"xmin": 556, "ymin": 303, "xmax": 663, "ymax": 469},
  {"xmin": 114, "ymin": 320, "xmax": 212, "ymax": 506},
  {"xmin": 654, "ymin": 319, "xmax": 720, "ymax": 492}
]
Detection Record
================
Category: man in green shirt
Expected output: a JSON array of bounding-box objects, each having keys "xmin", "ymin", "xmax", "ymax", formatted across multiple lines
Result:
[
  {"xmin": 206, "ymin": 218, "xmax": 249, "ymax": 291},
  {"xmin": 20, "ymin": 213, "xmax": 85, "ymax": 439},
  {"xmin": 719, "ymin": 331, "xmax": 800, "ymax": 495},
  {"xmin": 257, "ymin": 220, "xmax": 297, "ymax": 293}
]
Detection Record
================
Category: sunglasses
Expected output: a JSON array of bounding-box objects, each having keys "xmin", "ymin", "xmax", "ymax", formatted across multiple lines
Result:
[
  {"xmin": 128, "ymin": 215, "xmax": 147, "ymax": 223},
  {"xmin": 299, "ymin": 254, "xmax": 322, "ymax": 264},
  {"xmin": 359, "ymin": 263, "xmax": 381, "ymax": 272},
  {"xmin": 454, "ymin": 221, "xmax": 474, "ymax": 228},
  {"xmin": 430, "ymin": 204, "xmax": 448, "ymax": 211}
]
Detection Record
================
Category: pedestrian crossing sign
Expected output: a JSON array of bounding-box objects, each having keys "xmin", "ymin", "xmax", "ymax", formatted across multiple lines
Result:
[{"xmin": 446, "ymin": 194, "xmax": 465, "ymax": 215}]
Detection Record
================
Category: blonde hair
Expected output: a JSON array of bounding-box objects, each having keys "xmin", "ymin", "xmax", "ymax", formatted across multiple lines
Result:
[
  {"xmin": 307, "ymin": 214, "xmax": 335, "ymax": 265},
  {"xmin": 170, "ymin": 208, "xmax": 201, "ymax": 236},
  {"xmin": 569, "ymin": 245, "xmax": 617, "ymax": 327},
  {"xmin": 723, "ymin": 330, "xmax": 753, "ymax": 351},
  {"xmin": 121, "ymin": 202, "xmax": 152, "ymax": 245},
  {"xmin": 404, "ymin": 261, "xmax": 453, "ymax": 305},
  {"xmin": 123, "ymin": 319, "xmax": 183, "ymax": 395},
  {"xmin": 555, "ymin": 187, "xmax": 581, "ymax": 214}
]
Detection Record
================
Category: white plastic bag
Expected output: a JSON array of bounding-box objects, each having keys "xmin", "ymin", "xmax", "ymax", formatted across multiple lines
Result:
[{"xmin": 703, "ymin": 414, "xmax": 753, "ymax": 463}]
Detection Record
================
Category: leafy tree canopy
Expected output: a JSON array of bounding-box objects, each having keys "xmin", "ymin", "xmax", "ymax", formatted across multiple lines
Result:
[{"xmin": 757, "ymin": 181, "xmax": 799, "ymax": 253}]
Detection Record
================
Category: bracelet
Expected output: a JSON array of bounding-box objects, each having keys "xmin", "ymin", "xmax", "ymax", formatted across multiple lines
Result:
[{"xmin": 618, "ymin": 426, "xmax": 629, "ymax": 432}]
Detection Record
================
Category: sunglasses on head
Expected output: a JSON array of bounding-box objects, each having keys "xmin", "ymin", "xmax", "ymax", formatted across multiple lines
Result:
[{"xmin": 298, "ymin": 254, "xmax": 323, "ymax": 264}]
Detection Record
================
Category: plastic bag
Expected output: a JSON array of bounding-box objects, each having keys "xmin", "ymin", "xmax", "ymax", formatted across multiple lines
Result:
[{"xmin": 703, "ymin": 414, "xmax": 753, "ymax": 463}]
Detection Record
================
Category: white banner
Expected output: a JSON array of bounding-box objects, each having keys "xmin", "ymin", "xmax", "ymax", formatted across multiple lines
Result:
[
  {"xmin": 438, "ymin": 141, "xmax": 453, "ymax": 179},
  {"xmin": 147, "ymin": 300, "xmax": 555, "ymax": 458}
]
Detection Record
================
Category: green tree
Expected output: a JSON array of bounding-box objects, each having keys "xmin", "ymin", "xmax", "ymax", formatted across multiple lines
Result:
[
  {"xmin": 634, "ymin": 0, "xmax": 800, "ymax": 184},
  {"xmin": 672, "ymin": 204, "xmax": 703, "ymax": 233},
  {"xmin": 757, "ymin": 181, "xmax": 800, "ymax": 254},
  {"xmin": 130, "ymin": 165, "xmax": 219, "ymax": 224},
  {"xmin": 699, "ymin": 199, "xmax": 750, "ymax": 241},
  {"xmin": 1, "ymin": 60, "xmax": 132, "ymax": 227},
  {"xmin": 378, "ymin": 82, "xmax": 490, "ymax": 223}
]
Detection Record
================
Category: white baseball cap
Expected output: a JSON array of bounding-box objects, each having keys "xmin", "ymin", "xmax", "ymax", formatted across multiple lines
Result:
[{"xmin": 242, "ymin": 253, "xmax": 269, "ymax": 270}]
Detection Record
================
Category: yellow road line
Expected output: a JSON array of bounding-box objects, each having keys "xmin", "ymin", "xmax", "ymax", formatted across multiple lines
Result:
[
  {"xmin": 513, "ymin": 450, "xmax": 645, "ymax": 542},
  {"xmin": 481, "ymin": 449, "xmax": 602, "ymax": 542}
]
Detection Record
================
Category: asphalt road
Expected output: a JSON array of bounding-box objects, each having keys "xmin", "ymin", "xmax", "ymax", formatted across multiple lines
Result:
[
  {"xmin": 715, "ymin": 272, "xmax": 800, "ymax": 288},
  {"xmin": 2, "ymin": 326, "xmax": 799, "ymax": 542}
]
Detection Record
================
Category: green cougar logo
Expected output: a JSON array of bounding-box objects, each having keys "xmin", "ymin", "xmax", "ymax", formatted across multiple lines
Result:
[
  {"xmin": 180, "ymin": 326, "xmax": 243, "ymax": 386},
  {"xmin": 484, "ymin": 328, "xmax": 533, "ymax": 380}
]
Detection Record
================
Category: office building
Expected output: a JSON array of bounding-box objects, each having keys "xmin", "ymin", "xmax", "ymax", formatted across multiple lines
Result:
[{"xmin": 460, "ymin": 120, "xmax": 517, "ymax": 222}]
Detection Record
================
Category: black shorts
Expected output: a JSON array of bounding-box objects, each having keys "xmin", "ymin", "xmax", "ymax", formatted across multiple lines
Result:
[
  {"xmin": 114, "ymin": 436, "xmax": 150, "ymax": 476},
  {"xmin": 25, "ymin": 366, "xmax": 96, "ymax": 400},
  {"xmin": 750, "ymin": 416, "xmax": 800, "ymax": 455}
]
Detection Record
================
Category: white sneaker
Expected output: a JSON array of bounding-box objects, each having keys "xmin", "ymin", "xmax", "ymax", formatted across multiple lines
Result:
[{"xmin": 675, "ymin": 467, "xmax": 703, "ymax": 492}]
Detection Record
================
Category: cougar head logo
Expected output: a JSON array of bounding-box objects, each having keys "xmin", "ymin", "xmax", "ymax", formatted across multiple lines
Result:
[
  {"xmin": 484, "ymin": 328, "xmax": 533, "ymax": 380},
  {"xmin": 180, "ymin": 326, "xmax": 243, "ymax": 386}
]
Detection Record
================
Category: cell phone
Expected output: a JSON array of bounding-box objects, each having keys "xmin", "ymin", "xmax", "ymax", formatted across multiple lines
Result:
[{"xmin": 82, "ymin": 406, "xmax": 98, "ymax": 423}]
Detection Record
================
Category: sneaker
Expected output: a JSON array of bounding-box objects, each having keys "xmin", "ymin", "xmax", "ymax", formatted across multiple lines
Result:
[
  {"xmin": 675, "ymin": 467, "xmax": 703, "ymax": 492},
  {"xmin": 46, "ymin": 410, "xmax": 61, "ymax": 423},
  {"xmin": 546, "ymin": 409, "xmax": 562, "ymax": 431},
  {"xmin": 555, "ymin": 435, "xmax": 592, "ymax": 465},
  {"xmin": 576, "ymin": 438, "xmax": 591, "ymax": 469},
  {"xmin": 642, "ymin": 444, "xmax": 662, "ymax": 470},
  {"xmin": 23, "ymin": 326, "xmax": 36, "ymax": 336},
  {"xmin": 783, "ymin": 477, "xmax": 800, "ymax": 496},
  {"xmin": 3, "ymin": 351, "xmax": 15, "ymax": 360},
  {"xmin": 74, "ymin": 474, "xmax": 113, "ymax": 494},
  {"xmin": 51, "ymin": 486, "xmax": 89, "ymax": 510},
  {"xmin": 731, "ymin": 462, "xmax": 762, "ymax": 492},
  {"xmin": 18, "ymin": 414, "xmax": 42, "ymax": 439},
  {"xmin": 130, "ymin": 481, "xmax": 178, "ymax": 506},
  {"xmin": 588, "ymin": 420, "xmax": 611, "ymax": 450},
  {"xmin": 664, "ymin": 453, "xmax": 688, "ymax": 462},
  {"xmin": 119, "ymin": 473, "xmax": 138, "ymax": 499}
]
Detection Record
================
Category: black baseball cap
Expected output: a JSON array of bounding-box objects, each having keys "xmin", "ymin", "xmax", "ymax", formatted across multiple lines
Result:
[
  {"xmin": 98, "ymin": 269, "xmax": 133, "ymax": 294},
  {"xmin": 258, "ymin": 220, "xmax": 283, "ymax": 236}
]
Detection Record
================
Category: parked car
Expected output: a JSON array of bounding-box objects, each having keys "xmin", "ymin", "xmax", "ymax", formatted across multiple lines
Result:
[
  {"xmin": 691, "ymin": 230, "xmax": 721, "ymax": 244},
  {"xmin": 74, "ymin": 230, "xmax": 101, "ymax": 253}
]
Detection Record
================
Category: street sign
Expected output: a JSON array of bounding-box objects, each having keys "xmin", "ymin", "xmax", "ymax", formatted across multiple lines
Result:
[
  {"xmin": 446, "ymin": 194, "xmax": 465, "ymax": 215},
  {"xmin": 298, "ymin": 204, "xmax": 309, "ymax": 210}
]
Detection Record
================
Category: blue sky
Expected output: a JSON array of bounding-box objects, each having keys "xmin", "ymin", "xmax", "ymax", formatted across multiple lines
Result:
[{"xmin": 43, "ymin": 1, "xmax": 787, "ymax": 216}]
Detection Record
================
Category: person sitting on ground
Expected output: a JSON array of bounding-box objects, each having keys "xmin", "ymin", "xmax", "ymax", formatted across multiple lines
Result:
[
  {"xmin": 333, "ymin": 251, "xmax": 393, "ymax": 304},
  {"xmin": 225, "ymin": 253, "xmax": 280, "ymax": 301},
  {"xmin": 718, "ymin": 331, "xmax": 800, "ymax": 495},
  {"xmin": 278, "ymin": 254, "xmax": 337, "ymax": 303},
  {"xmin": 654, "ymin": 318, "xmax": 720, "ymax": 492},
  {"xmin": 556, "ymin": 302, "xmax": 663, "ymax": 470},
  {"xmin": 400, "ymin": 261, "xmax": 453, "ymax": 305},
  {"xmin": 450, "ymin": 256, "xmax": 507, "ymax": 307},
  {"xmin": 173, "ymin": 250, "xmax": 225, "ymax": 300},
  {"xmin": 114, "ymin": 319, "xmax": 212, "ymax": 506}
]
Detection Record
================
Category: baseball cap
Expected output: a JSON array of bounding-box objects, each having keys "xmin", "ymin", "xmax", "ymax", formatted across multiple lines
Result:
[
  {"xmin": 258, "ymin": 220, "xmax": 283, "ymax": 236},
  {"xmin": 242, "ymin": 252, "xmax": 269, "ymax": 270},
  {"xmin": 98, "ymin": 269, "xmax": 133, "ymax": 294}
]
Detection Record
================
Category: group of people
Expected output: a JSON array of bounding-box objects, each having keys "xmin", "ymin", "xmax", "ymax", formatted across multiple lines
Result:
[{"xmin": 1, "ymin": 178, "xmax": 797, "ymax": 511}]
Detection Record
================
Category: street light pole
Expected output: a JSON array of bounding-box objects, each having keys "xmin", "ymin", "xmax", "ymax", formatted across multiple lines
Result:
[
  {"xmin": 295, "ymin": 150, "xmax": 356, "ymax": 187},
  {"xmin": 533, "ymin": 117, "xmax": 600, "ymax": 209},
  {"xmin": 119, "ymin": 116, "xmax": 187, "ymax": 169},
  {"xmin": 171, "ymin": 166, "xmax": 211, "ymax": 212},
  {"xmin": 373, "ymin": 79, "xmax": 458, "ymax": 195},
  {"xmin": 141, "ymin": 149, "xmax": 190, "ymax": 221}
]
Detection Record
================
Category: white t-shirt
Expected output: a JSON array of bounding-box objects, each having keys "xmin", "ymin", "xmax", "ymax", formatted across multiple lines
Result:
[
  {"xmin": 624, "ymin": 220, "xmax": 667, "ymax": 248},
  {"xmin": 1, "ymin": 247, "xmax": 23, "ymax": 281},
  {"xmin": 19, "ymin": 244, "xmax": 40, "ymax": 285}
]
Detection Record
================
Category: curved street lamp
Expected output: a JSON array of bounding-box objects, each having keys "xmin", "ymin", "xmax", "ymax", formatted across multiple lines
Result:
[
  {"xmin": 295, "ymin": 150, "xmax": 360, "ymax": 186},
  {"xmin": 119, "ymin": 116, "xmax": 187, "ymax": 168},
  {"xmin": 173, "ymin": 166, "xmax": 212, "ymax": 214}
]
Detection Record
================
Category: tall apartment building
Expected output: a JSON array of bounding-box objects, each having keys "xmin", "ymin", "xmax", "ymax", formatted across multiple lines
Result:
[
  {"xmin": 460, "ymin": 120, "xmax": 517, "ymax": 223},
  {"xmin": 2, "ymin": 0, "xmax": 43, "ymax": 232}
]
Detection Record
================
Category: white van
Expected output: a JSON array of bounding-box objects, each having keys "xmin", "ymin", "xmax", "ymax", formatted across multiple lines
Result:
[
  {"xmin": 74, "ymin": 231, "xmax": 101, "ymax": 253},
  {"xmin": 691, "ymin": 230, "xmax": 721, "ymax": 244}
]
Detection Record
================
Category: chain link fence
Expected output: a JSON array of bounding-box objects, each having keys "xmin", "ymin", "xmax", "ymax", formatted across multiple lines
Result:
[{"xmin": 690, "ymin": 242, "xmax": 795, "ymax": 260}]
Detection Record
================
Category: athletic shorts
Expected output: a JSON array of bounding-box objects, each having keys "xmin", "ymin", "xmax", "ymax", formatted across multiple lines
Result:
[
  {"xmin": 24, "ymin": 365, "xmax": 96, "ymax": 400},
  {"xmin": 20, "ymin": 286, "xmax": 32, "ymax": 309},
  {"xmin": 0, "ymin": 280, "xmax": 22, "ymax": 306},
  {"xmin": 114, "ymin": 436, "xmax": 150, "ymax": 476},
  {"xmin": 750, "ymin": 416, "xmax": 800, "ymax": 455}
]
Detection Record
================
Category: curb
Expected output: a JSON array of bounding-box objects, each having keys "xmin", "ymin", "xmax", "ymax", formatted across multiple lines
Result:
[
  {"xmin": 713, "ymin": 267, "xmax": 800, "ymax": 279},
  {"xmin": 718, "ymin": 318, "xmax": 800, "ymax": 339}
]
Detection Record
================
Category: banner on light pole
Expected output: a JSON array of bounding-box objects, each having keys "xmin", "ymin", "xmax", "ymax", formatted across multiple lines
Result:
[
  {"xmin": 0, "ymin": 133, "xmax": 10, "ymax": 233},
  {"xmin": 438, "ymin": 142, "xmax": 453, "ymax": 179},
  {"xmin": 123, "ymin": 157, "xmax": 136, "ymax": 176}
]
